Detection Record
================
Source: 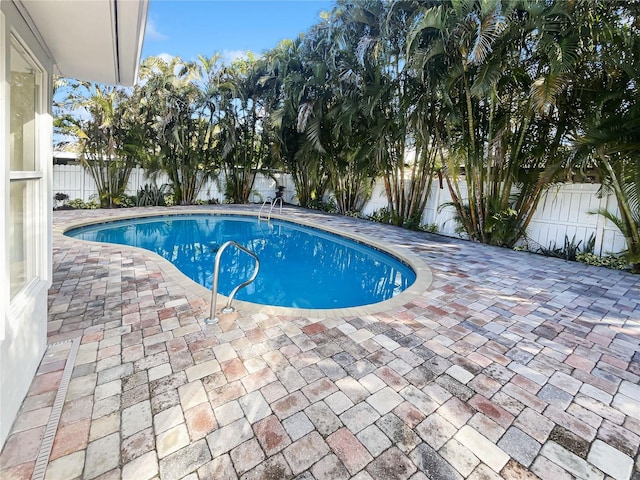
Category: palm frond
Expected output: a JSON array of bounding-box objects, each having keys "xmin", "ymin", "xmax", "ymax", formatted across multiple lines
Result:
[
  {"xmin": 304, "ymin": 117, "xmax": 326, "ymax": 154},
  {"xmin": 466, "ymin": 9, "xmax": 506, "ymax": 65},
  {"xmin": 530, "ymin": 73, "xmax": 568, "ymax": 114},
  {"xmin": 406, "ymin": 6, "xmax": 446, "ymax": 56},
  {"xmin": 297, "ymin": 102, "xmax": 314, "ymax": 133},
  {"xmin": 470, "ymin": 56, "xmax": 502, "ymax": 98},
  {"xmin": 589, "ymin": 207, "xmax": 626, "ymax": 234}
]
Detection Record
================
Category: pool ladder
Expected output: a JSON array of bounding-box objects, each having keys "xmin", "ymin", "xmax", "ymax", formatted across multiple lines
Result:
[
  {"xmin": 258, "ymin": 196, "xmax": 283, "ymax": 221},
  {"xmin": 205, "ymin": 241, "xmax": 260, "ymax": 325}
]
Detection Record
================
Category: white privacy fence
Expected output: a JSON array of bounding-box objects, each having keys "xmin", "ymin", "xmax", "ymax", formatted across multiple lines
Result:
[
  {"xmin": 53, "ymin": 164, "xmax": 626, "ymax": 255},
  {"xmin": 52, "ymin": 165, "xmax": 298, "ymax": 205},
  {"xmin": 361, "ymin": 179, "xmax": 626, "ymax": 256}
]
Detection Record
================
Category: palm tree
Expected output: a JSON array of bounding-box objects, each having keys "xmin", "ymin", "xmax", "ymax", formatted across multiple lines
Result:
[
  {"xmin": 405, "ymin": 0, "xmax": 578, "ymax": 246},
  {"xmin": 346, "ymin": 0, "xmax": 442, "ymax": 226},
  {"xmin": 263, "ymin": 38, "xmax": 333, "ymax": 208},
  {"xmin": 571, "ymin": 1, "xmax": 640, "ymax": 272},
  {"xmin": 66, "ymin": 83, "xmax": 142, "ymax": 208},
  {"xmin": 217, "ymin": 54, "xmax": 278, "ymax": 203},
  {"xmin": 293, "ymin": 4, "xmax": 379, "ymax": 214},
  {"xmin": 139, "ymin": 55, "xmax": 219, "ymax": 204}
]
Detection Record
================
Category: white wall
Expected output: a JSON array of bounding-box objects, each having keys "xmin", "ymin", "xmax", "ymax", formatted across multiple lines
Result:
[
  {"xmin": 1, "ymin": 2, "xmax": 54, "ymax": 448},
  {"xmin": 53, "ymin": 164, "xmax": 626, "ymax": 256}
]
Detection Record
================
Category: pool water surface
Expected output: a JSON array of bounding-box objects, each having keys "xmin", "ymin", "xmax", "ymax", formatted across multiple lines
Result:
[{"xmin": 67, "ymin": 215, "xmax": 416, "ymax": 309}]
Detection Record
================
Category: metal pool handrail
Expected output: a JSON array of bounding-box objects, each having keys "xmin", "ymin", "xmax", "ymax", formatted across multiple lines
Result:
[
  {"xmin": 205, "ymin": 241, "xmax": 260, "ymax": 325},
  {"xmin": 258, "ymin": 196, "xmax": 283, "ymax": 221}
]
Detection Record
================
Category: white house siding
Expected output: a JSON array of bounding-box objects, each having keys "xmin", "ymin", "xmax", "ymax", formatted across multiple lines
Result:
[
  {"xmin": 2, "ymin": 0, "xmax": 147, "ymax": 450},
  {"xmin": 1, "ymin": 3, "xmax": 54, "ymax": 447}
]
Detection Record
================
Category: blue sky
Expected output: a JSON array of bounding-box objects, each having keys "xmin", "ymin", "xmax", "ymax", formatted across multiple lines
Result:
[{"xmin": 142, "ymin": 0, "xmax": 336, "ymax": 63}]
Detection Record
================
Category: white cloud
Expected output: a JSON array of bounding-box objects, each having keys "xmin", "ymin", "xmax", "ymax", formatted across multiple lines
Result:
[
  {"xmin": 145, "ymin": 18, "xmax": 167, "ymax": 41},
  {"xmin": 157, "ymin": 52, "xmax": 175, "ymax": 64},
  {"xmin": 221, "ymin": 49, "xmax": 250, "ymax": 64}
]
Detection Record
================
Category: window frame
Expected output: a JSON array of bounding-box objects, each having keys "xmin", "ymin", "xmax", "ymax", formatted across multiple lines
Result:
[{"xmin": 6, "ymin": 32, "xmax": 48, "ymax": 308}]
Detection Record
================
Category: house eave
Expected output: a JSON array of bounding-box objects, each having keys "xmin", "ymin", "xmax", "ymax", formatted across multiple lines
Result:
[{"xmin": 14, "ymin": 0, "xmax": 149, "ymax": 86}]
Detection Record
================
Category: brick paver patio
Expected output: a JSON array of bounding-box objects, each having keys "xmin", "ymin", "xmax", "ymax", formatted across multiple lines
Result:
[{"xmin": 1, "ymin": 205, "xmax": 639, "ymax": 480}]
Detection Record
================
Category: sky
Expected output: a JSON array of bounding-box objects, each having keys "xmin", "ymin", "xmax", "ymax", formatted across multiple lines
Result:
[{"xmin": 142, "ymin": 0, "xmax": 336, "ymax": 64}]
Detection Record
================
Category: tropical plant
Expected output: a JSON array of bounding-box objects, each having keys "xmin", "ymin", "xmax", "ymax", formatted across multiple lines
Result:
[
  {"xmin": 576, "ymin": 252, "xmax": 629, "ymax": 271},
  {"xmin": 217, "ymin": 54, "xmax": 279, "ymax": 204},
  {"xmin": 266, "ymin": 7, "xmax": 381, "ymax": 214},
  {"xmin": 66, "ymin": 198, "xmax": 99, "ymax": 210},
  {"xmin": 346, "ymin": 0, "xmax": 441, "ymax": 226},
  {"xmin": 138, "ymin": 55, "xmax": 220, "ymax": 205},
  {"xmin": 367, "ymin": 207, "xmax": 393, "ymax": 224},
  {"xmin": 537, "ymin": 233, "xmax": 593, "ymax": 262},
  {"xmin": 263, "ymin": 39, "xmax": 329, "ymax": 208},
  {"xmin": 570, "ymin": 1, "xmax": 640, "ymax": 273},
  {"xmin": 406, "ymin": 0, "xmax": 579, "ymax": 247},
  {"xmin": 66, "ymin": 83, "xmax": 143, "ymax": 208},
  {"xmin": 137, "ymin": 183, "xmax": 170, "ymax": 207}
]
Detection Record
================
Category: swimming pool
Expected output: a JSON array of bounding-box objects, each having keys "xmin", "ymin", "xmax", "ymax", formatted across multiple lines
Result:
[{"xmin": 66, "ymin": 214, "xmax": 416, "ymax": 309}]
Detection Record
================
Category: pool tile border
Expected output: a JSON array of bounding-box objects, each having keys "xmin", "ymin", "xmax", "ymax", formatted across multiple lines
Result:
[{"xmin": 55, "ymin": 206, "xmax": 433, "ymax": 319}]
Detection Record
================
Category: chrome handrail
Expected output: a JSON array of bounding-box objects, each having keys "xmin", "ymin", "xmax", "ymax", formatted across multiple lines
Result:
[
  {"xmin": 258, "ymin": 196, "xmax": 284, "ymax": 221},
  {"xmin": 268, "ymin": 197, "xmax": 283, "ymax": 220},
  {"xmin": 258, "ymin": 197, "xmax": 273, "ymax": 220},
  {"xmin": 205, "ymin": 241, "xmax": 260, "ymax": 325}
]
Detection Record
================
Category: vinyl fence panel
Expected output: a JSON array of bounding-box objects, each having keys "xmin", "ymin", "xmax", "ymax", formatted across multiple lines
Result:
[{"xmin": 53, "ymin": 164, "xmax": 626, "ymax": 255}]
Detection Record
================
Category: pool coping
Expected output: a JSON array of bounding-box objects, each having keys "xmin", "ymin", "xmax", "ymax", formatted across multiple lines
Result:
[{"xmin": 55, "ymin": 207, "xmax": 433, "ymax": 319}]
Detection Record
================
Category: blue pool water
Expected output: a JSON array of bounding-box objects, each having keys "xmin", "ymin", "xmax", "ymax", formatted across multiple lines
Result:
[{"xmin": 66, "ymin": 215, "xmax": 416, "ymax": 309}]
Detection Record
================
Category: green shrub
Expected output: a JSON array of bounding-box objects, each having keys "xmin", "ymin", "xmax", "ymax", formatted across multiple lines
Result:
[
  {"xmin": 67, "ymin": 198, "xmax": 86, "ymax": 209},
  {"xmin": 308, "ymin": 198, "xmax": 337, "ymax": 213},
  {"xmin": 367, "ymin": 207, "xmax": 393, "ymax": 224},
  {"xmin": 538, "ymin": 233, "xmax": 595, "ymax": 261},
  {"xmin": 194, "ymin": 198, "xmax": 219, "ymax": 205},
  {"xmin": 419, "ymin": 223, "xmax": 439, "ymax": 233},
  {"xmin": 366, "ymin": 208, "xmax": 437, "ymax": 233},
  {"xmin": 137, "ymin": 184, "xmax": 169, "ymax": 207},
  {"xmin": 164, "ymin": 193, "xmax": 175, "ymax": 207},
  {"xmin": 576, "ymin": 252, "xmax": 629, "ymax": 270},
  {"xmin": 118, "ymin": 194, "xmax": 136, "ymax": 208},
  {"xmin": 517, "ymin": 233, "xmax": 627, "ymax": 271},
  {"xmin": 66, "ymin": 198, "xmax": 99, "ymax": 209},
  {"xmin": 404, "ymin": 212, "xmax": 422, "ymax": 231},
  {"xmin": 344, "ymin": 210, "xmax": 364, "ymax": 219}
]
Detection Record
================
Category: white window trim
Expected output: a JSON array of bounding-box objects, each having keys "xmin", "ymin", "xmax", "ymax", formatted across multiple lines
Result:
[
  {"xmin": 0, "ymin": 10, "xmax": 6, "ymax": 342},
  {"xmin": 10, "ymin": 171, "xmax": 43, "ymax": 180},
  {"xmin": 6, "ymin": 32, "xmax": 48, "ymax": 310}
]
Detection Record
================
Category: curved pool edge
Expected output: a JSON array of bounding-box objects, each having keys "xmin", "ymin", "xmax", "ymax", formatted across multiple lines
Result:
[{"xmin": 55, "ymin": 206, "xmax": 433, "ymax": 318}]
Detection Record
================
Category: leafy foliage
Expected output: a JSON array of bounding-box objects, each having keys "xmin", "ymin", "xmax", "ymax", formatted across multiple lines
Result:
[
  {"xmin": 537, "ymin": 234, "xmax": 594, "ymax": 262},
  {"xmin": 57, "ymin": 83, "xmax": 144, "ymax": 208},
  {"xmin": 576, "ymin": 253, "xmax": 629, "ymax": 271},
  {"xmin": 137, "ymin": 183, "xmax": 170, "ymax": 207},
  {"xmin": 66, "ymin": 198, "xmax": 99, "ymax": 210},
  {"xmin": 569, "ymin": 2, "xmax": 640, "ymax": 273},
  {"xmin": 138, "ymin": 56, "xmax": 221, "ymax": 205},
  {"xmin": 52, "ymin": 0, "xmax": 639, "ymax": 271},
  {"xmin": 307, "ymin": 197, "xmax": 338, "ymax": 213}
]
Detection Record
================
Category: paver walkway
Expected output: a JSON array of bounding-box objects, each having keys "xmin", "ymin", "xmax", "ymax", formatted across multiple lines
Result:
[{"xmin": 1, "ymin": 205, "xmax": 639, "ymax": 480}]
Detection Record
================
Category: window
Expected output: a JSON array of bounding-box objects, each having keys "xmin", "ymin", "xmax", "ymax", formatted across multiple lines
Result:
[{"xmin": 9, "ymin": 39, "xmax": 43, "ymax": 299}]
